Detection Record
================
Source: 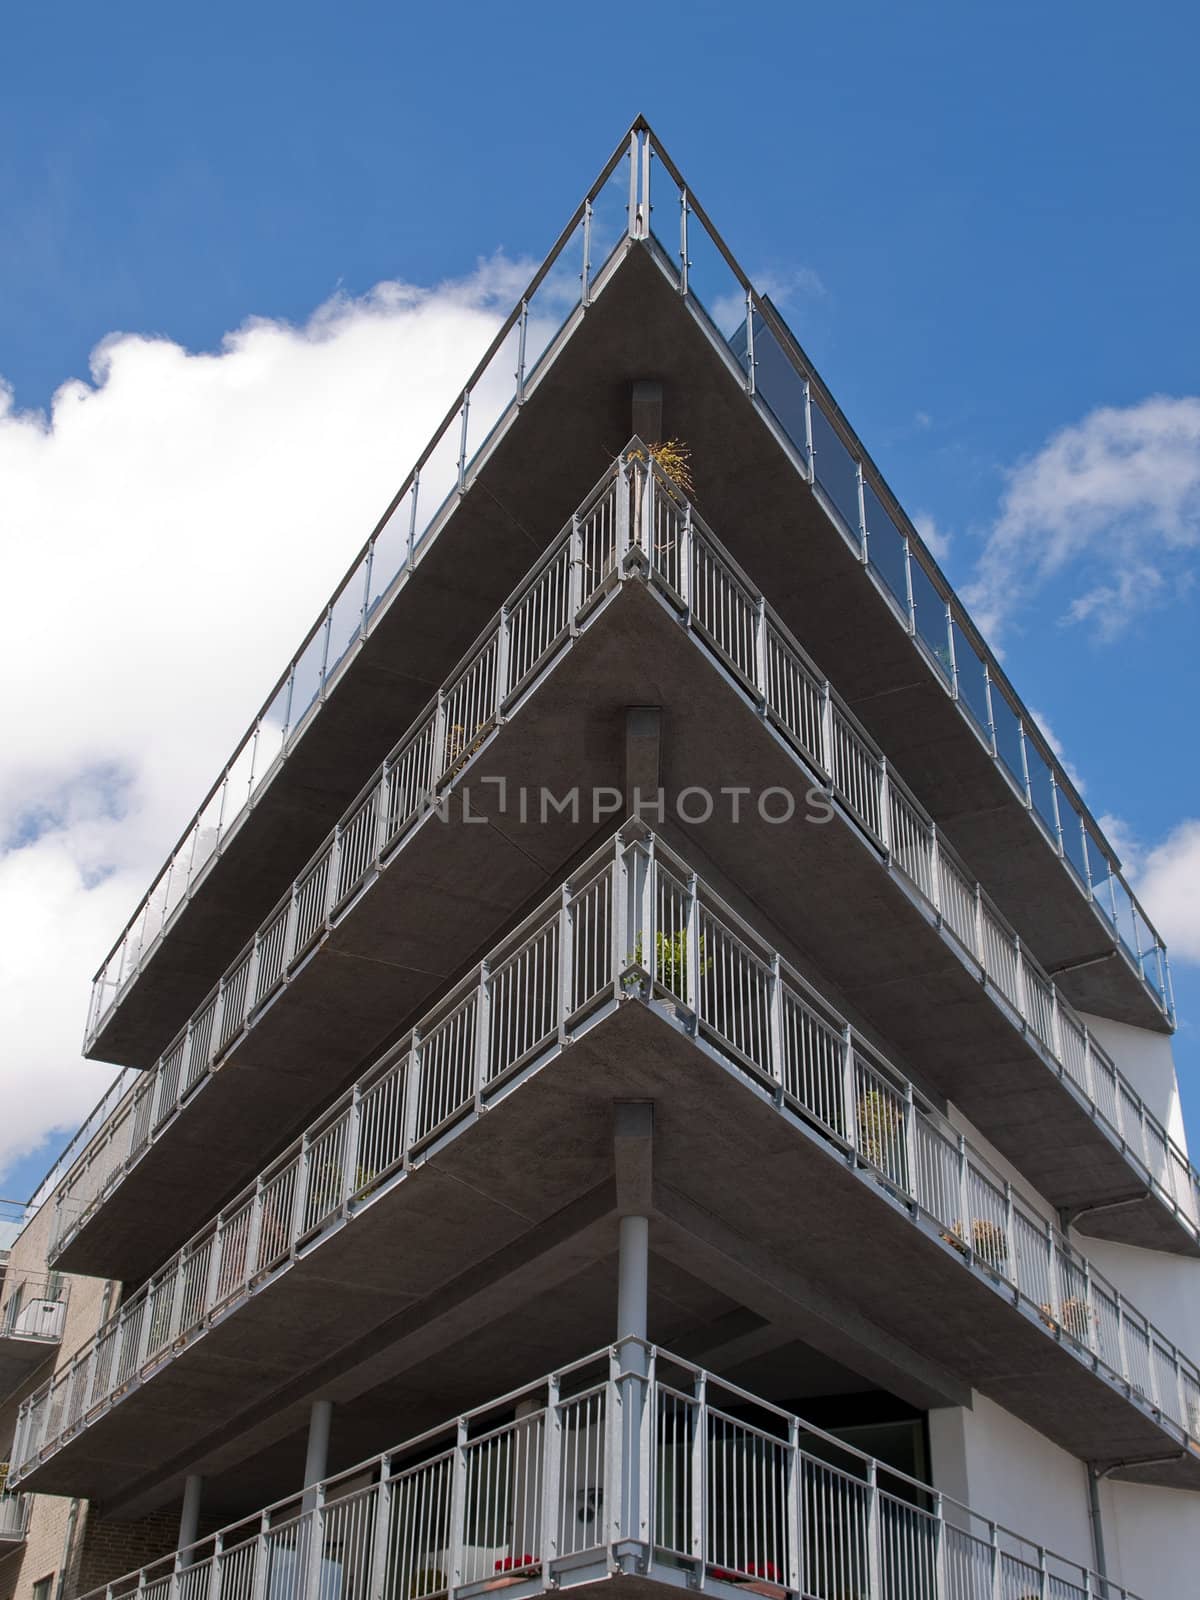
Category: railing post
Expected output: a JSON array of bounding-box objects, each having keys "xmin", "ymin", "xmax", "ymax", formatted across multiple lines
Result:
[
  {"xmin": 369, "ymin": 1455, "xmax": 393, "ymax": 1600},
  {"xmin": 431, "ymin": 689, "xmax": 448, "ymax": 785},
  {"xmin": 616, "ymin": 452, "xmax": 632, "ymax": 569},
  {"xmin": 878, "ymin": 757, "xmax": 892, "ymax": 855},
  {"xmin": 449, "ymin": 1418, "xmax": 470, "ymax": 1591},
  {"xmin": 685, "ymin": 872, "xmax": 700, "ymax": 1020},
  {"xmin": 568, "ymin": 515, "xmax": 584, "ymax": 632},
  {"xmin": 768, "ymin": 954, "xmax": 785, "ymax": 1100},
  {"xmin": 865, "ymin": 1458, "xmax": 883, "ymax": 1599},
  {"xmin": 343, "ymin": 1089, "xmax": 362, "ymax": 1211},
  {"xmin": 402, "ymin": 1038, "xmax": 423, "ymax": 1167},
  {"xmin": 1038, "ymin": 1544, "xmax": 1049, "ymax": 1600},
  {"xmin": 475, "ymin": 963, "xmax": 492, "ymax": 1106},
  {"xmin": 248, "ymin": 1512, "xmax": 269, "ymax": 1600},
  {"xmin": 559, "ymin": 886, "xmax": 573, "ymax": 1041},
  {"xmin": 515, "ymin": 302, "xmax": 528, "ymax": 403},
  {"xmin": 1115, "ymin": 1291, "xmax": 1132, "ymax": 1392},
  {"xmin": 743, "ymin": 289, "xmax": 756, "ymax": 395},
  {"xmin": 689, "ymin": 1370, "xmax": 706, "ymax": 1576},
  {"xmin": 841, "ymin": 1025, "xmax": 857, "ymax": 1152},
  {"xmin": 785, "ymin": 1416, "xmax": 802, "ymax": 1596},
  {"xmin": 929, "ymin": 821, "xmax": 944, "ymax": 918},
  {"xmin": 1004, "ymin": 1183, "xmax": 1017, "ymax": 1287},
  {"xmin": 957, "ymin": 1137, "xmax": 970, "ymax": 1243},
  {"xmin": 680, "ymin": 501, "xmax": 694, "ymax": 616},
  {"xmin": 753, "ymin": 595, "xmax": 768, "ymax": 708},
  {"xmin": 820, "ymin": 679, "xmax": 835, "ymax": 781},
  {"xmin": 933, "ymin": 1492, "xmax": 948, "ymax": 1600},
  {"xmin": 1015, "ymin": 934, "xmax": 1028, "ymax": 1024},
  {"xmin": 989, "ymin": 1521, "xmax": 1002, "ymax": 1600},
  {"xmin": 679, "ymin": 190, "xmax": 689, "ymax": 294},
  {"xmin": 902, "ymin": 1081, "xmax": 917, "ymax": 1197},
  {"xmin": 973, "ymin": 883, "xmax": 986, "ymax": 969},
  {"xmin": 303, "ymin": 1481, "xmax": 326, "ymax": 1600},
  {"xmin": 1047, "ymin": 1220, "xmax": 1063, "ymax": 1325},
  {"xmin": 581, "ymin": 197, "xmax": 594, "ymax": 306},
  {"xmin": 457, "ymin": 394, "xmax": 470, "ymax": 490},
  {"xmin": 542, "ymin": 1374, "xmax": 562, "ymax": 1581}
]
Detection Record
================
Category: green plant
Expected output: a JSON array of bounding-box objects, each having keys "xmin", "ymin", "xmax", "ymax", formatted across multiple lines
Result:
[
  {"xmin": 855, "ymin": 1087, "xmax": 903, "ymax": 1171},
  {"xmin": 626, "ymin": 929, "xmax": 710, "ymax": 999}
]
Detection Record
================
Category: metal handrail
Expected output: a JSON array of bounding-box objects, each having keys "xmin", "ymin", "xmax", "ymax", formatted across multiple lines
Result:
[
  {"xmin": 85, "ymin": 120, "xmax": 1171, "ymax": 1058},
  {"xmin": 83, "ymin": 121, "xmax": 646, "ymax": 1050},
  {"xmin": 49, "ymin": 452, "xmax": 1200, "ymax": 1272},
  {"xmin": 59, "ymin": 1342, "xmax": 1141, "ymax": 1600},
  {"xmin": 17, "ymin": 827, "xmax": 1199, "ymax": 1486}
]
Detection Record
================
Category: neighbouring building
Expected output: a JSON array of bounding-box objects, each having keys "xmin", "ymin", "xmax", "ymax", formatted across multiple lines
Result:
[{"xmin": 3, "ymin": 119, "xmax": 1198, "ymax": 1600}]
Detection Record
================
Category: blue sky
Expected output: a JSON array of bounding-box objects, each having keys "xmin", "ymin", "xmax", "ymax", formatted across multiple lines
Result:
[{"xmin": 2, "ymin": 1, "xmax": 1199, "ymax": 1198}]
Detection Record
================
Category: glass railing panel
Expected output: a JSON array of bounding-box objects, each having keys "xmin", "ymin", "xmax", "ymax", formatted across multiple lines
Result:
[
  {"xmin": 812, "ymin": 403, "xmax": 863, "ymax": 546},
  {"xmin": 589, "ymin": 150, "xmax": 632, "ymax": 281},
  {"xmin": 1112, "ymin": 879, "xmax": 1141, "ymax": 962},
  {"xmin": 189, "ymin": 784, "xmax": 225, "ymax": 885},
  {"xmin": 1087, "ymin": 836, "xmax": 1119, "ymax": 924},
  {"xmin": 325, "ymin": 561, "xmax": 368, "ymax": 685},
  {"xmin": 990, "ymin": 690, "xmax": 1026, "ymax": 791},
  {"xmin": 1060, "ymin": 796, "xmax": 1090, "ymax": 886},
  {"xmin": 1025, "ymin": 743, "xmax": 1059, "ymax": 843},
  {"xmin": 463, "ymin": 324, "xmax": 521, "ymax": 475},
  {"xmin": 251, "ymin": 682, "xmax": 290, "ymax": 798},
  {"xmin": 223, "ymin": 735, "xmax": 257, "ymax": 830},
  {"xmin": 862, "ymin": 483, "xmax": 909, "ymax": 610},
  {"xmin": 366, "ymin": 485, "xmax": 414, "ymax": 619},
  {"xmin": 684, "ymin": 210, "xmax": 747, "ymax": 343},
  {"xmin": 749, "ymin": 311, "xmax": 810, "ymax": 465},
  {"xmin": 648, "ymin": 151, "xmax": 682, "ymax": 262},
  {"xmin": 522, "ymin": 218, "xmax": 585, "ymax": 381},
  {"xmin": 951, "ymin": 620, "xmax": 990, "ymax": 736},
  {"xmin": 289, "ymin": 624, "xmax": 327, "ymax": 735},
  {"xmin": 907, "ymin": 558, "xmax": 952, "ymax": 679},
  {"xmin": 411, "ymin": 418, "xmax": 463, "ymax": 553}
]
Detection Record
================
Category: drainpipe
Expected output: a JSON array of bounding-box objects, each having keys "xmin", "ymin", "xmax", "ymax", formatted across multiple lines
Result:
[{"xmin": 1086, "ymin": 1466, "xmax": 1108, "ymax": 1586}]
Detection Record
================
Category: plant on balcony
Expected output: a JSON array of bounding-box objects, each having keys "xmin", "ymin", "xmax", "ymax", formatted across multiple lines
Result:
[
  {"xmin": 971, "ymin": 1217, "xmax": 1009, "ymax": 1266},
  {"xmin": 1038, "ymin": 1296, "xmax": 1095, "ymax": 1344},
  {"xmin": 623, "ymin": 930, "xmax": 710, "ymax": 1003},
  {"xmin": 854, "ymin": 1086, "xmax": 903, "ymax": 1174},
  {"xmin": 443, "ymin": 717, "xmax": 491, "ymax": 777}
]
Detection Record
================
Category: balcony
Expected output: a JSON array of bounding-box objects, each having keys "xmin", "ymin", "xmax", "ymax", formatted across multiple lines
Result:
[
  {"xmin": 0, "ymin": 1270, "xmax": 67, "ymax": 1397},
  {"xmin": 49, "ymin": 453, "xmax": 1200, "ymax": 1292},
  {"xmin": 70, "ymin": 1343, "xmax": 1137, "ymax": 1600},
  {"xmin": 0, "ymin": 1487, "xmax": 29, "ymax": 1549},
  {"xmin": 83, "ymin": 124, "xmax": 1170, "ymax": 1074},
  {"xmin": 17, "ymin": 831, "xmax": 1200, "ymax": 1507}
]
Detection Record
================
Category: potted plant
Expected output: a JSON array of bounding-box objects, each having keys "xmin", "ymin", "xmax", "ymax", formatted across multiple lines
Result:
[
  {"xmin": 855, "ymin": 1086, "xmax": 903, "ymax": 1174},
  {"xmin": 971, "ymin": 1218, "xmax": 1009, "ymax": 1268},
  {"xmin": 624, "ymin": 929, "xmax": 709, "ymax": 1009}
]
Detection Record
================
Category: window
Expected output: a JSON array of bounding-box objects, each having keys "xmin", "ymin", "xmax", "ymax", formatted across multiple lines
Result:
[{"xmin": 33, "ymin": 1576, "xmax": 55, "ymax": 1600}]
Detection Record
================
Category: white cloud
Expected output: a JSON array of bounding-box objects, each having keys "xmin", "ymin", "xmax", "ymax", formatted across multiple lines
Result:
[
  {"xmin": 1130, "ymin": 819, "xmax": 1200, "ymax": 966},
  {"xmin": 0, "ymin": 257, "xmax": 526, "ymax": 1185},
  {"xmin": 912, "ymin": 510, "xmax": 952, "ymax": 564},
  {"xmin": 965, "ymin": 394, "xmax": 1200, "ymax": 640}
]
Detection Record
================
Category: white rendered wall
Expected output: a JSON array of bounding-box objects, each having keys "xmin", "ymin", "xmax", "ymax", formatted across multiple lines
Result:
[
  {"xmin": 1081, "ymin": 1010, "xmax": 1188, "ymax": 1154},
  {"xmin": 929, "ymin": 1391, "xmax": 1198, "ymax": 1595}
]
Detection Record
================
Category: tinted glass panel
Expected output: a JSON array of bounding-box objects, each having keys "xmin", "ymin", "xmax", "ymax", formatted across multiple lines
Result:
[
  {"xmin": 1025, "ymin": 741, "xmax": 1059, "ymax": 839},
  {"xmin": 991, "ymin": 692, "xmax": 1026, "ymax": 790},
  {"xmin": 590, "ymin": 153, "xmax": 632, "ymax": 280},
  {"xmin": 1087, "ymin": 837, "xmax": 1118, "ymax": 922},
  {"xmin": 1112, "ymin": 879, "xmax": 1139, "ymax": 959},
  {"xmin": 686, "ymin": 214, "xmax": 746, "ymax": 343},
  {"xmin": 812, "ymin": 404, "xmax": 862, "ymax": 542},
  {"xmin": 952, "ymin": 621, "xmax": 990, "ymax": 732},
  {"xmin": 909, "ymin": 557, "xmax": 951, "ymax": 676},
  {"xmin": 863, "ymin": 483, "xmax": 909, "ymax": 608},
  {"xmin": 1060, "ymin": 798, "xmax": 1090, "ymax": 883},
  {"xmin": 751, "ymin": 312, "xmax": 809, "ymax": 461}
]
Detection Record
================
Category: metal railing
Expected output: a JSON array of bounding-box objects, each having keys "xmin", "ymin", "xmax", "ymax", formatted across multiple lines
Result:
[
  {"xmin": 0, "ymin": 1269, "xmax": 68, "ymax": 1344},
  {"xmin": 17, "ymin": 830, "xmax": 1200, "ymax": 1484},
  {"xmin": 49, "ymin": 451, "xmax": 1200, "ymax": 1269},
  {"xmin": 0, "ymin": 1486, "xmax": 29, "ymax": 1543},
  {"xmin": 65, "ymin": 1342, "xmax": 1139, "ymax": 1600},
  {"xmin": 635, "ymin": 127, "xmax": 1172, "ymax": 1024},
  {"xmin": 85, "ymin": 122, "xmax": 1172, "ymax": 1051},
  {"xmin": 83, "ymin": 127, "xmax": 644, "ymax": 1049}
]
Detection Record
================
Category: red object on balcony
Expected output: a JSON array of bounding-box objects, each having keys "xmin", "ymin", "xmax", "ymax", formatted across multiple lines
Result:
[
  {"xmin": 493, "ymin": 1556, "xmax": 538, "ymax": 1573},
  {"xmin": 709, "ymin": 1563, "xmax": 782, "ymax": 1584}
]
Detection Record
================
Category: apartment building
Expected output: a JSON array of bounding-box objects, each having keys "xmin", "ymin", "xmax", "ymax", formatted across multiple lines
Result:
[{"xmin": 3, "ymin": 120, "xmax": 1198, "ymax": 1600}]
